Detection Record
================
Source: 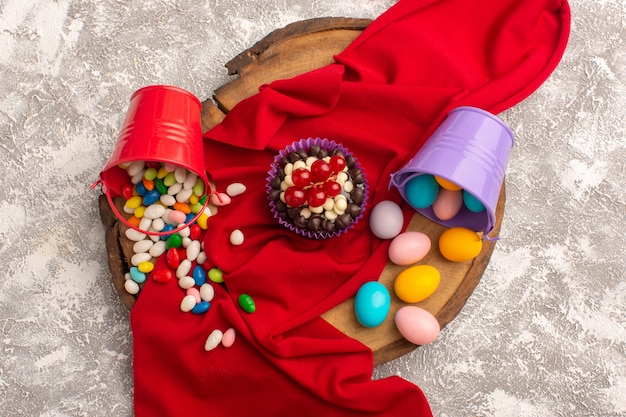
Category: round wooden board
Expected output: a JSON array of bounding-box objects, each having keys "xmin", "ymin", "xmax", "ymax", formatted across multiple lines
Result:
[{"xmin": 99, "ymin": 17, "xmax": 505, "ymax": 367}]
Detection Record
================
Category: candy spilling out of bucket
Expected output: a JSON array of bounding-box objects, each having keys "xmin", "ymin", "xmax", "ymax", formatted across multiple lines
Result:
[
  {"xmin": 96, "ymin": 85, "xmax": 211, "ymax": 235},
  {"xmin": 390, "ymin": 106, "xmax": 514, "ymax": 237}
]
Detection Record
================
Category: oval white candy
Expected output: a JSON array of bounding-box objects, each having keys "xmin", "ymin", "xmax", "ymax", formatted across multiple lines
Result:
[
  {"xmin": 144, "ymin": 204, "xmax": 166, "ymax": 219},
  {"xmin": 204, "ymin": 330, "xmax": 223, "ymax": 352},
  {"xmin": 124, "ymin": 279, "xmax": 140, "ymax": 295},
  {"xmin": 168, "ymin": 182, "xmax": 183, "ymax": 196},
  {"xmin": 174, "ymin": 166, "xmax": 188, "ymax": 184},
  {"xmin": 230, "ymin": 229, "xmax": 244, "ymax": 246},
  {"xmin": 177, "ymin": 225, "xmax": 191, "ymax": 238},
  {"xmin": 196, "ymin": 251, "xmax": 207, "ymax": 265},
  {"xmin": 181, "ymin": 237, "xmax": 192, "ymax": 248},
  {"xmin": 133, "ymin": 239, "xmax": 153, "ymax": 254},
  {"xmin": 151, "ymin": 218, "xmax": 165, "ymax": 231},
  {"xmin": 183, "ymin": 172, "xmax": 197, "ymax": 190},
  {"xmin": 178, "ymin": 276, "xmax": 196, "ymax": 290},
  {"xmin": 159, "ymin": 194, "xmax": 176, "ymax": 207},
  {"xmin": 126, "ymin": 161, "xmax": 145, "ymax": 177},
  {"xmin": 176, "ymin": 188, "xmax": 193, "ymax": 203},
  {"xmin": 180, "ymin": 294, "xmax": 197, "ymax": 312},
  {"xmin": 131, "ymin": 252, "xmax": 152, "ymax": 266},
  {"xmin": 125, "ymin": 227, "xmax": 147, "ymax": 242},
  {"xmin": 176, "ymin": 260, "xmax": 192, "ymax": 279},
  {"xmin": 200, "ymin": 283, "xmax": 214, "ymax": 302},
  {"xmin": 148, "ymin": 240, "xmax": 167, "ymax": 257},
  {"xmin": 138, "ymin": 217, "xmax": 152, "ymax": 231},
  {"xmin": 186, "ymin": 240, "xmax": 201, "ymax": 261},
  {"xmin": 226, "ymin": 182, "xmax": 246, "ymax": 197}
]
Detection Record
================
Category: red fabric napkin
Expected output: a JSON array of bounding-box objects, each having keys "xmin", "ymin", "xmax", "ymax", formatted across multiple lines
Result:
[{"xmin": 131, "ymin": 0, "xmax": 570, "ymax": 415}]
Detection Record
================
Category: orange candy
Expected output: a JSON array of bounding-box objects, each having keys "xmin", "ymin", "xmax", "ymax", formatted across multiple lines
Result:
[{"xmin": 173, "ymin": 202, "xmax": 191, "ymax": 214}]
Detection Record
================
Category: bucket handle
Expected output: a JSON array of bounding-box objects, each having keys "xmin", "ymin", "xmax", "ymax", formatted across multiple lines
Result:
[{"xmin": 91, "ymin": 179, "xmax": 213, "ymax": 237}]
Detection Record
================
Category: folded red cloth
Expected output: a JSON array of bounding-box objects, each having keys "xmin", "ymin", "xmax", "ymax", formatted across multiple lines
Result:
[{"xmin": 131, "ymin": 0, "xmax": 570, "ymax": 415}]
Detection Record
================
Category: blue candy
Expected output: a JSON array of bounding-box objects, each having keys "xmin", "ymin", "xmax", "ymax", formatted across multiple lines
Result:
[
  {"xmin": 135, "ymin": 181, "xmax": 147, "ymax": 196},
  {"xmin": 192, "ymin": 265, "xmax": 207, "ymax": 286},
  {"xmin": 405, "ymin": 174, "xmax": 439, "ymax": 209},
  {"xmin": 191, "ymin": 301, "xmax": 210, "ymax": 314},
  {"xmin": 354, "ymin": 281, "xmax": 390, "ymax": 328},
  {"xmin": 142, "ymin": 189, "xmax": 160, "ymax": 206},
  {"xmin": 463, "ymin": 190, "xmax": 486, "ymax": 213},
  {"xmin": 129, "ymin": 267, "xmax": 146, "ymax": 284}
]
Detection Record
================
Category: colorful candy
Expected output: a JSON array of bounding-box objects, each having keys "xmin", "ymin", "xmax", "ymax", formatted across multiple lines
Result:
[
  {"xmin": 369, "ymin": 200, "xmax": 404, "ymax": 240},
  {"xmin": 354, "ymin": 281, "xmax": 390, "ymax": 328}
]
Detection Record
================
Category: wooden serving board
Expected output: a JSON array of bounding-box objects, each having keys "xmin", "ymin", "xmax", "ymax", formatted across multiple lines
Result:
[{"xmin": 99, "ymin": 17, "xmax": 504, "ymax": 366}]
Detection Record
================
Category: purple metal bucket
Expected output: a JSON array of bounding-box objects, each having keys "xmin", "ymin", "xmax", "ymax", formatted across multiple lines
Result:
[{"xmin": 390, "ymin": 106, "xmax": 514, "ymax": 236}]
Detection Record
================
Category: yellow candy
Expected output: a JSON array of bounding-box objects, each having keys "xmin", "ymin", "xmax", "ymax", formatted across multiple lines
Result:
[
  {"xmin": 134, "ymin": 205, "xmax": 146, "ymax": 218},
  {"xmin": 438, "ymin": 227, "xmax": 483, "ymax": 262},
  {"xmin": 157, "ymin": 166, "xmax": 169, "ymax": 179},
  {"xmin": 138, "ymin": 261, "xmax": 155, "ymax": 273},
  {"xmin": 393, "ymin": 265, "xmax": 440, "ymax": 303},
  {"xmin": 125, "ymin": 195, "xmax": 143, "ymax": 209},
  {"xmin": 189, "ymin": 194, "xmax": 199, "ymax": 205},
  {"xmin": 197, "ymin": 213, "xmax": 209, "ymax": 230},
  {"xmin": 434, "ymin": 176, "xmax": 462, "ymax": 191}
]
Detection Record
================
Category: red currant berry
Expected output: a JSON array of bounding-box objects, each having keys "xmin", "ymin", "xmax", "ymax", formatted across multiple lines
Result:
[
  {"xmin": 307, "ymin": 186, "xmax": 327, "ymax": 207},
  {"xmin": 329, "ymin": 155, "xmax": 346, "ymax": 173},
  {"xmin": 311, "ymin": 160, "xmax": 332, "ymax": 183},
  {"xmin": 323, "ymin": 180, "xmax": 342, "ymax": 197},
  {"xmin": 292, "ymin": 168, "xmax": 311, "ymax": 188},
  {"xmin": 284, "ymin": 187, "xmax": 306, "ymax": 207}
]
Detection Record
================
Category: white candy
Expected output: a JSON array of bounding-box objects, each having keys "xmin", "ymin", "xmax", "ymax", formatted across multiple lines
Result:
[
  {"xmin": 148, "ymin": 233, "xmax": 160, "ymax": 242},
  {"xmin": 159, "ymin": 194, "xmax": 176, "ymax": 207},
  {"xmin": 200, "ymin": 283, "xmax": 214, "ymax": 302},
  {"xmin": 133, "ymin": 239, "xmax": 153, "ymax": 254},
  {"xmin": 176, "ymin": 260, "xmax": 192, "ymax": 279},
  {"xmin": 143, "ymin": 203, "xmax": 165, "ymax": 219},
  {"xmin": 168, "ymin": 182, "xmax": 183, "ymax": 196},
  {"xmin": 130, "ymin": 170, "xmax": 145, "ymax": 185},
  {"xmin": 180, "ymin": 295, "xmax": 197, "ymax": 312},
  {"xmin": 176, "ymin": 188, "xmax": 193, "ymax": 203},
  {"xmin": 204, "ymin": 329, "xmax": 223, "ymax": 352},
  {"xmin": 177, "ymin": 225, "xmax": 191, "ymax": 238},
  {"xmin": 131, "ymin": 252, "xmax": 152, "ymax": 267},
  {"xmin": 230, "ymin": 229, "xmax": 244, "ymax": 246},
  {"xmin": 196, "ymin": 251, "xmax": 207, "ymax": 265},
  {"xmin": 174, "ymin": 166, "xmax": 188, "ymax": 184},
  {"xmin": 183, "ymin": 172, "xmax": 197, "ymax": 190},
  {"xmin": 181, "ymin": 237, "xmax": 192, "ymax": 248},
  {"xmin": 124, "ymin": 279, "xmax": 140, "ymax": 295},
  {"xmin": 343, "ymin": 181, "xmax": 354, "ymax": 193},
  {"xmin": 138, "ymin": 217, "xmax": 152, "ymax": 232},
  {"xmin": 126, "ymin": 161, "xmax": 145, "ymax": 177},
  {"xmin": 149, "ymin": 240, "xmax": 167, "ymax": 257},
  {"xmin": 123, "ymin": 204, "xmax": 135, "ymax": 215},
  {"xmin": 186, "ymin": 240, "xmax": 201, "ymax": 261},
  {"xmin": 178, "ymin": 276, "xmax": 196, "ymax": 290},
  {"xmin": 125, "ymin": 227, "xmax": 147, "ymax": 242},
  {"xmin": 151, "ymin": 218, "xmax": 165, "ymax": 231},
  {"xmin": 226, "ymin": 182, "xmax": 246, "ymax": 197},
  {"xmin": 293, "ymin": 160, "xmax": 306, "ymax": 170}
]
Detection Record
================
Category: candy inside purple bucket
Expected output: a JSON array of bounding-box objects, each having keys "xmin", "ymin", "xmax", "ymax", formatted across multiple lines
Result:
[{"xmin": 390, "ymin": 107, "xmax": 514, "ymax": 237}]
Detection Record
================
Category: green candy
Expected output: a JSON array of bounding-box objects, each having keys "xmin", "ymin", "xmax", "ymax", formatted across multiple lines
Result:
[
  {"xmin": 155, "ymin": 178, "xmax": 168, "ymax": 194},
  {"xmin": 165, "ymin": 233, "xmax": 183, "ymax": 249},
  {"xmin": 238, "ymin": 294, "xmax": 255, "ymax": 313}
]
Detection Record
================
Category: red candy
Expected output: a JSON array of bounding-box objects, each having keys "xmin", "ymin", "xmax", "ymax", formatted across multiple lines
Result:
[
  {"xmin": 292, "ymin": 168, "xmax": 311, "ymax": 188},
  {"xmin": 189, "ymin": 224, "xmax": 202, "ymax": 241},
  {"xmin": 166, "ymin": 247, "xmax": 181, "ymax": 269},
  {"xmin": 152, "ymin": 269, "xmax": 174, "ymax": 283},
  {"xmin": 329, "ymin": 155, "xmax": 346, "ymax": 173},
  {"xmin": 121, "ymin": 183, "xmax": 134, "ymax": 200}
]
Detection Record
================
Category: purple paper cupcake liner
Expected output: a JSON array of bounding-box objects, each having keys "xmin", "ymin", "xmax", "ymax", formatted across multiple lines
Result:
[{"xmin": 266, "ymin": 137, "xmax": 368, "ymax": 239}]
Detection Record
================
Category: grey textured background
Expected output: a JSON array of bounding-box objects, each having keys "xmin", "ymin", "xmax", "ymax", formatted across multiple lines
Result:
[{"xmin": 0, "ymin": 0, "xmax": 624, "ymax": 416}]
